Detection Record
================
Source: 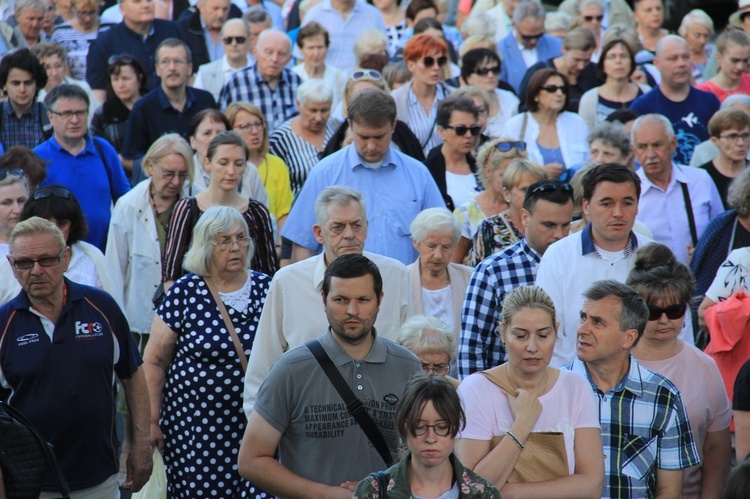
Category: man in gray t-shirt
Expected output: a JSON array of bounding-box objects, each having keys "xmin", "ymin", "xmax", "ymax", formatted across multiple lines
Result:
[{"xmin": 238, "ymin": 254, "xmax": 422, "ymax": 497}]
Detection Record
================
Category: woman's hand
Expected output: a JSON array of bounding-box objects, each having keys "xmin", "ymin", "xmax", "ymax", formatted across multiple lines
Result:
[
  {"xmin": 544, "ymin": 163, "xmax": 565, "ymax": 180},
  {"xmin": 151, "ymin": 422, "xmax": 165, "ymax": 454},
  {"xmin": 503, "ymin": 388, "xmax": 542, "ymax": 432}
]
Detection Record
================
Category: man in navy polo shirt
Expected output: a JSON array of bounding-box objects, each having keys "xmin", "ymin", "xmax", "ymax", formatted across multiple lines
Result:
[
  {"xmin": 122, "ymin": 38, "xmax": 217, "ymax": 182},
  {"xmin": 0, "ymin": 217, "xmax": 152, "ymax": 497}
]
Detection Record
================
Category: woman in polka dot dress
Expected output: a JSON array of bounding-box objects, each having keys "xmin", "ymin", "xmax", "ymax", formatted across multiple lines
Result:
[{"xmin": 144, "ymin": 206, "xmax": 271, "ymax": 498}]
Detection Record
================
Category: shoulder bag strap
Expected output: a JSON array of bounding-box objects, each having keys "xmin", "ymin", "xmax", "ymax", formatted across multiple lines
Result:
[
  {"xmin": 306, "ymin": 339, "xmax": 394, "ymax": 467},
  {"xmin": 680, "ymin": 181, "xmax": 698, "ymax": 247},
  {"xmin": 480, "ymin": 370, "xmax": 519, "ymax": 397},
  {"xmin": 204, "ymin": 276, "xmax": 248, "ymax": 372},
  {"xmin": 368, "ymin": 470, "xmax": 389, "ymax": 499},
  {"xmin": 91, "ymin": 136, "xmax": 116, "ymax": 203}
]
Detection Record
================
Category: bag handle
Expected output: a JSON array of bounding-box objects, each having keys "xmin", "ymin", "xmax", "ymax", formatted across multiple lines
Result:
[
  {"xmin": 480, "ymin": 370, "xmax": 518, "ymax": 397},
  {"xmin": 306, "ymin": 340, "xmax": 394, "ymax": 467},
  {"xmin": 369, "ymin": 470, "xmax": 389, "ymax": 498},
  {"xmin": 680, "ymin": 181, "xmax": 698, "ymax": 247},
  {"xmin": 204, "ymin": 277, "xmax": 248, "ymax": 372}
]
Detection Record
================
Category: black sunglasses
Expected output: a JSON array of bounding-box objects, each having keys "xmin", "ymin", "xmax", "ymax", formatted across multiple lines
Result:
[
  {"xmin": 541, "ymin": 84, "xmax": 567, "ymax": 94},
  {"xmin": 647, "ymin": 303, "xmax": 687, "ymax": 321},
  {"xmin": 583, "ymin": 14, "xmax": 604, "ymax": 22},
  {"xmin": 474, "ymin": 66, "xmax": 500, "ymax": 76},
  {"xmin": 33, "ymin": 187, "xmax": 71, "ymax": 200},
  {"xmin": 496, "ymin": 141, "xmax": 526, "ymax": 152},
  {"xmin": 422, "ymin": 56, "xmax": 448, "ymax": 68},
  {"xmin": 530, "ymin": 181, "xmax": 573, "ymax": 195},
  {"xmin": 519, "ymin": 32, "xmax": 544, "ymax": 42},
  {"xmin": 223, "ymin": 36, "xmax": 247, "ymax": 45},
  {"xmin": 0, "ymin": 168, "xmax": 24, "ymax": 181},
  {"xmin": 444, "ymin": 124, "xmax": 481, "ymax": 136}
]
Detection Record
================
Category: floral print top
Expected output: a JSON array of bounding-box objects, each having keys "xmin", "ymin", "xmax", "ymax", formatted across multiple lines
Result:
[{"xmin": 468, "ymin": 210, "xmax": 523, "ymax": 267}]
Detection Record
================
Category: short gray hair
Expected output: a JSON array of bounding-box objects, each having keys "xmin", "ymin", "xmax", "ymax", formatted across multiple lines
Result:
[
  {"xmin": 728, "ymin": 168, "xmax": 750, "ymax": 217},
  {"xmin": 314, "ymin": 185, "xmax": 366, "ymax": 227},
  {"xmin": 354, "ymin": 29, "xmax": 387, "ymax": 65},
  {"xmin": 723, "ymin": 93, "xmax": 750, "ymax": 110},
  {"xmin": 183, "ymin": 206, "xmax": 254, "ymax": 277},
  {"xmin": 677, "ymin": 9, "xmax": 714, "ymax": 38},
  {"xmin": 244, "ymin": 6, "xmax": 271, "ymax": 25},
  {"xmin": 582, "ymin": 280, "xmax": 648, "ymax": 342},
  {"xmin": 545, "ymin": 11, "xmax": 572, "ymax": 33},
  {"xmin": 396, "ymin": 315, "xmax": 456, "ymax": 361},
  {"xmin": 9, "ymin": 216, "xmax": 65, "ymax": 253},
  {"xmin": 156, "ymin": 38, "xmax": 192, "ymax": 65},
  {"xmin": 631, "ymin": 113, "xmax": 675, "ymax": 143},
  {"xmin": 588, "ymin": 121, "xmax": 630, "ymax": 158},
  {"xmin": 410, "ymin": 207, "xmax": 461, "ymax": 244},
  {"xmin": 257, "ymin": 29, "xmax": 291, "ymax": 53},
  {"xmin": 512, "ymin": 0, "xmax": 545, "ymax": 25},
  {"xmin": 15, "ymin": 0, "xmax": 47, "ymax": 15},
  {"xmin": 460, "ymin": 12, "xmax": 496, "ymax": 40},
  {"xmin": 296, "ymin": 79, "xmax": 333, "ymax": 107},
  {"xmin": 576, "ymin": 0, "xmax": 604, "ymax": 14},
  {"xmin": 44, "ymin": 83, "xmax": 89, "ymax": 110}
]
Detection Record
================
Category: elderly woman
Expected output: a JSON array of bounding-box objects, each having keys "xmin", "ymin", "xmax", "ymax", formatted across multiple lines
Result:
[
  {"xmin": 458, "ymin": 49, "xmax": 519, "ymax": 138},
  {"xmin": 545, "ymin": 11, "xmax": 573, "ymax": 39},
  {"xmin": 162, "ymin": 131, "xmax": 277, "ymax": 288},
  {"xmin": 578, "ymin": 38, "xmax": 648, "ymax": 130},
  {"xmin": 269, "ymin": 79, "xmax": 337, "ymax": 197},
  {"xmin": 226, "ymin": 102, "xmax": 293, "ymax": 233},
  {"xmin": 145, "ymin": 206, "xmax": 271, "ymax": 498},
  {"xmin": 51, "ymin": 0, "xmax": 109, "ymax": 81},
  {"xmin": 0, "ymin": 170, "xmax": 27, "ymax": 263},
  {"xmin": 455, "ymin": 285, "xmax": 604, "ymax": 497},
  {"xmin": 469, "ymin": 159, "xmax": 547, "ymax": 266},
  {"xmin": 678, "ymin": 9, "xmax": 715, "ymax": 83},
  {"xmin": 452, "ymin": 138, "xmax": 528, "ymax": 264},
  {"xmin": 354, "ymin": 29, "xmax": 389, "ymax": 67},
  {"xmin": 425, "ymin": 96, "xmax": 482, "ymax": 211},
  {"xmin": 392, "ymin": 33, "xmax": 454, "ymax": 155},
  {"xmin": 502, "ymin": 69, "xmax": 590, "ymax": 180},
  {"xmin": 291, "ymin": 21, "xmax": 346, "ymax": 107},
  {"xmin": 407, "ymin": 208, "xmax": 473, "ymax": 345},
  {"xmin": 397, "ymin": 315, "xmax": 459, "ymax": 383},
  {"xmin": 698, "ymin": 108, "xmax": 750, "ymax": 208},
  {"xmin": 627, "ymin": 243, "xmax": 731, "ymax": 498},
  {"xmin": 698, "ymin": 30, "xmax": 750, "ymax": 103},
  {"xmin": 354, "ymin": 375, "xmax": 500, "ymax": 498},
  {"xmin": 12, "ymin": 0, "xmax": 47, "ymax": 48},
  {"xmin": 32, "ymin": 42, "xmax": 98, "ymax": 120}
]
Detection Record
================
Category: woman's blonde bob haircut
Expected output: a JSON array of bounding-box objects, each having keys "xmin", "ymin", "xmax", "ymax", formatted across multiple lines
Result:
[{"xmin": 225, "ymin": 102, "xmax": 270, "ymax": 157}]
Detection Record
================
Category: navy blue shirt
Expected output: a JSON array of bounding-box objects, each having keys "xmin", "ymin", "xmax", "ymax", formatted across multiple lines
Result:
[
  {"xmin": 0, "ymin": 279, "xmax": 142, "ymax": 491},
  {"xmin": 86, "ymin": 19, "xmax": 185, "ymax": 91},
  {"xmin": 122, "ymin": 85, "xmax": 217, "ymax": 160}
]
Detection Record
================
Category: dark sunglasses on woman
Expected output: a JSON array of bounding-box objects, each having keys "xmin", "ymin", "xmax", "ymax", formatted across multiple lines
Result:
[
  {"xmin": 473, "ymin": 66, "xmax": 500, "ymax": 76},
  {"xmin": 647, "ymin": 303, "xmax": 687, "ymax": 321},
  {"xmin": 422, "ymin": 56, "xmax": 448, "ymax": 68}
]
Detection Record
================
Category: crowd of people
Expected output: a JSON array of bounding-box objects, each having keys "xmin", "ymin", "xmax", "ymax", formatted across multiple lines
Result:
[{"xmin": 2, "ymin": 0, "xmax": 750, "ymax": 497}]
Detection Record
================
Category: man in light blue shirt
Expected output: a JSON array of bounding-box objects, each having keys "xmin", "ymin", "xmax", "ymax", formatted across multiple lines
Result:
[{"xmin": 282, "ymin": 88, "xmax": 445, "ymax": 265}]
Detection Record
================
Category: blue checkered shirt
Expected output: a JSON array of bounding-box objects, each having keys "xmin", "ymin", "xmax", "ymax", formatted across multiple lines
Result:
[
  {"xmin": 218, "ymin": 64, "xmax": 302, "ymax": 134},
  {"xmin": 0, "ymin": 101, "xmax": 47, "ymax": 150},
  {"xmin": 564, "ymin": 357, "xmax": 700, "ymax": 499},
  {"xmin": 458, "ymin": 238, "xmax": 541, "ymax": 379}
]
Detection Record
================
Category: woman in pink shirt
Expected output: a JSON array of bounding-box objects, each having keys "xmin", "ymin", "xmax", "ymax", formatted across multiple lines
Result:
[{"xmin": 697, "ymin": 29, "xmax": 750, "ymax": 103}]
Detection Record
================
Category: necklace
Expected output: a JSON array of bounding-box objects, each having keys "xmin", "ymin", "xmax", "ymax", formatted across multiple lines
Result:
[{"xmin": 506, "ymin": 367, "xmax": 549, "ymax": 397}]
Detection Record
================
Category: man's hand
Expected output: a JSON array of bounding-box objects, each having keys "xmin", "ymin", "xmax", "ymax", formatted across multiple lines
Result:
[
  {"xmin": 151, "ymin": 422, "xmax": 165, "ymax": 453},
  {"xmin": 125, "ymin": 441, "xmax": 154, "ymax": 493}
]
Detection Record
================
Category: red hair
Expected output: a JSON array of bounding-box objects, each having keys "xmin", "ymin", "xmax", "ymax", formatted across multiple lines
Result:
[{"xmin": 403, "ymin": 33, "xmax": 448, "ymax": 62}]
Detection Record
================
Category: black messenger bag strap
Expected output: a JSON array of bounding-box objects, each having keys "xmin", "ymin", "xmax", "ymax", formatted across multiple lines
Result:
[
  {"xmin": 680, "ymin": 181, "xmax": 698, "ymax": 247},
  {"xmin": 306, "ymin": 339, "xmax": 394, "ymax": 467}
]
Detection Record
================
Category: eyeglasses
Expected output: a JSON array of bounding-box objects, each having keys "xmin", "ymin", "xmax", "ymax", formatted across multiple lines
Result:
[
  {"xmin": 10, "ymin": 248, "xmax": 66, "ymax": 270},
  {"xmin": 33, "ymin": 187, "xmax": 71, "ymax": 200},
  {"xmin": 108, "ymin": 54, "xmax": 135, "ymax": 65},
  {"xmin": 351, "ymin": 69, "xmax": 383, "ymax": 81},
  {"xmin": 234, "ymin": 121, "xmax": 264, "ymax": 133},
  {"xmin": 647, "ymin": 303, "xmax": 687, "ymax": 321},
  {"xmin": 212, "ymin": 236, "xmax": 252, "ymax": 251},
  {"xmin": 583, "ymin": 14, "xmax": 604, "ymax": 22},
  {"xmin": 519, "ymin": 32, "xmax": 544, "ymax": 42},
  {"xmin": 76, "ymin": 9, "xmax": 97, "ymax": 17},
  {"xmin": 443, "ymin": 124, "xmax": 481, "ymax": 136},
  {"xmin": 422, "ymin": 56, "xmax": 448, "ymax": 68},
  {"xmin": 155, "ymin": 165, "xmax": 188, "ymax": 181},
  {"xmin": 421, "ymin": 363, "xmax": 450, "ymax": 375},
  {"xmin": 0, "ymin": 168, "xmax": 24, "ymax": 181},
  {"xmin": 540, "ymin": 85, "xmax": 567, "ymax": 94},
  {"xmin": 413, "ymin": 423, "xmax": 451, "ymax": 437},
  {"xmin": 157, "ymin": 59, "xmax": 187, "ymax": 67},
  {"xmin": 50, "ymin": 109, "xmax": 88, "ymax": 120},
  {"xmin": 496, "ymin": 141, "xmax": 527, "ymax": 152},
  {"xmin": 719, "ymin": 132, "xmax": 750, "ymax": 142},
  {"xmin": 223, "ymin": 36, "xmax": 247, "ymax": 45},
  {"xmin": 473, "ymin": 66, "xmax": 500, "ymax": 76},
  {"xmin": 530, "ymin": 181, "xmax": 573, "ymax": 195}
]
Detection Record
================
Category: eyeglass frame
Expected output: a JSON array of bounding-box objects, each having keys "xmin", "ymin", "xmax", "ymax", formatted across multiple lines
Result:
[
  {"xmin": 9, "ymin": 248, "xmax": 67, "ymax": 270},
  {"xmin": 33, "ymin": 187, "xmax": 72, "ymax": 201},
  {"xmin": 49, "ymin": 109, "xmax": 89, "ymax": 120},
  {"xmin": 647, "ymin": 303, "xmax": 687, "ymax": 321},
  {"xmin": 211, "ymin": 235, "xmax": 252, "ymax": 251},
  {"xmin": 421, "ymin": 55, "xmax": 448, "ymax": 68},
  {"xmin": 413, "ymin": 423, "xmax": 452, "ymax": 437},
  {"xmin": 421, "ymin": 362, "xmax": 450, "ymax": 375},
  {"xmin": 153, "ymin": 164, "xmax": 189, "ymax": 181}
]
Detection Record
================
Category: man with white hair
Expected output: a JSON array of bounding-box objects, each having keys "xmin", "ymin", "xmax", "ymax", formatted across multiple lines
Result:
[
  {"xmin": 194, "ymin": 18, "xmax": 253, "ymax": 100},
  {"xmin": 632, "ymin": 113, "xmax": 724, "ymax": 264},
  {"xmin": 219, "ymin": 28, "xmax": 302, "ymax": 133},
  {"xmin": 631, "ymin": 35, "xmax": 720, "ymax": 166}
]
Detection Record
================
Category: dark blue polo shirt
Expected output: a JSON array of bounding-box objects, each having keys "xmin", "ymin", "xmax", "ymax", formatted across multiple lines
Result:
[
  {"xmin": 0, "ymin": 279, "xmax": 141, "ymax": 491},
  {"xmin": 86, "ymin": 19, "xmax": 186, "ymax": 92},
  {"xmin": 121, "ymin": 85, "xmax": 217, "ymax": 160}
]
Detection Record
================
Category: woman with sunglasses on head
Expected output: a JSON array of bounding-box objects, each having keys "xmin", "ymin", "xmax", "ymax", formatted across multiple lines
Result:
[
  {"xmin": 353, "ymin": 374, "xmax": 500, "ymax": 498},
  {"xmin": 502, "ymin": 68, "xmax": 590, "ymax": 181},
  {"xmin": 392, "ymin": 33, "xmax": 455, "ymax": 155},
  {"xmin": 627, "ymin": 243, "xmax": 732, "ymax": 499},
  {"xmin": 291, "ymin": 22, "xmax": 346, "ymax": 108}
]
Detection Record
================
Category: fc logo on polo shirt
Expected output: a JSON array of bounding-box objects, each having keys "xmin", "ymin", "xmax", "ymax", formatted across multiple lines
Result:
[{"xmin": 75, "ymin": 321, "xmax": 104, "ymax": 339}]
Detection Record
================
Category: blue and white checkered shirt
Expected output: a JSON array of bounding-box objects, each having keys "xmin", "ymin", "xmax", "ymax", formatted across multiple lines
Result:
[
  {"xmin": 458, "ymin": 238, "xmax": 541, "ymax": 379},
  {"xmin": 218, "ymin": 64, "xmax": 302, "ymax": 134},
  {"xmin": 564, "ymin": 357, "xmax": 700, "ymax": 499}
]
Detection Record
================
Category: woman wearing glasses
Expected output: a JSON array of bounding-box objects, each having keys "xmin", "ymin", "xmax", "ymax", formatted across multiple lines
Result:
[
  {"xmin": 502, "ymin": 68, "xmax": 589, "ymax": 181},
  {"xmin": 353, "ymin": 374, "xmax": 500, "ymax": 498},
  {"xmin": 455, "ymin": 285, "xmax": 604, "ymax": 497},
  {"xmin": 291, "ymin": 22, "xmax": 346, "ymax": 108},
  {"xmin": 51, "ymin": 0, "xmax": 112, "ymax": 81},
  {"xmin": 397, "ymin": 316, "xmax": 460, "ymax": 384},
  {"xmin": 628, "ymin": 243, "xmax": 731, "ymax": 498},
  {"xmin": 392, "ymin": 33, "xmax": 455, "ymax": 155},
  {"xmin": 574, "ymin": 0, "xmax": 605, "ymax": 62},
  {"xmin": 145, "ymin": 206, "xmax": 271, "ymax": 498},
  {"xmin": 678, "ymin": 9, "xmax": 715, "ymax": 83}
]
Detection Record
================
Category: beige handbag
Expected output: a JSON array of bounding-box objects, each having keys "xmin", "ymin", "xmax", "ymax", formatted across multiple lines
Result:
[{"xmin": 481, "ymin": 371, "xmax": 569, "ymax": 483}]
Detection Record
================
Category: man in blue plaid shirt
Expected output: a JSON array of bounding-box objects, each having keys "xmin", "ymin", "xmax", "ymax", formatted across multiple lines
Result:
[
  {"xmin": 565, "ymin": 280, "xmax": 700, "ymax": 498},
  {"xmin": 458, "ymin": 179, "xmax": 574, "ymax": 378}
]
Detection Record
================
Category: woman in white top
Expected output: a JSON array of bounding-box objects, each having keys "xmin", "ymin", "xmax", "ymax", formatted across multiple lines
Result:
[
  {"xmin": 291, "ymin": 22, "xmax": 346, "ymax": 108},
  {"xmin": 0, "ymin": 169, "xmax": 27, "ymax": 263},
  {"xmin": 455, "ymin": 285, "xmax": 604, "ymax": 497},
  {"xmin": 501, "ymin": 68, "xmax": 589, "ymax": 180}
]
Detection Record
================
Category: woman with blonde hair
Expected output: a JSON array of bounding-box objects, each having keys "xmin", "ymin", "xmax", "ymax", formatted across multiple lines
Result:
[
  {"xmin": 330, "ymin": 68, "xmax": 390, "ymax": 125},
  {"xmin": 678, "ymin": 9, "xmax": 715, "ymax": 83}
]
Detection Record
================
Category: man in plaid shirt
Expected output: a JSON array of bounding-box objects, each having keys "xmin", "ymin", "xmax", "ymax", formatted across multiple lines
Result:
[
  {"xmin": 458, "ymin": 179, "xmax": 574, "ymax": 378},
  {"xmin": 565, "ymin": 280, "xmax": 700, "ymax": 498}
]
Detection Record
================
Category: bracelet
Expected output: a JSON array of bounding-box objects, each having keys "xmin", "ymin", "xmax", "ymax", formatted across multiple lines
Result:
[{"xmin": 506, "ymin": 431, "xmax": 524, "ymax": 450}]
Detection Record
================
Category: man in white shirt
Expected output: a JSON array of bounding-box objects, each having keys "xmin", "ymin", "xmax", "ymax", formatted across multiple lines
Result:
[
  {"xmin": 193, "ymin": 17, "xmax": 252, "ymax": 100},
  {"xmin": 632, "ymin": 113, "xmax": 724, "ymax": 265},
  {"xmin": 242, "ymin": 185, "xmax": 412, "ymax": 416}
]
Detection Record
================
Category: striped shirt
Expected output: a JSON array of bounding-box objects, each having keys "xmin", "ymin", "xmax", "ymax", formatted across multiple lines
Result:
[
  {"xmin": 0, "ymin": 101, "xmax": 48, "ymax": 150},
  {"xmin": 268, "ymin": 118, "xmax": 336, "ymax": 196},
  {"xmin": 51, "ymin": 22, "xmax": 114, "ymax": 81},
  {"xmin": 407, "ymin": 83, "xmax": 448, "ymax": 154},
  {"xmin": 564, "ymin": 357, "xmax": 700, "ymax": 499}
]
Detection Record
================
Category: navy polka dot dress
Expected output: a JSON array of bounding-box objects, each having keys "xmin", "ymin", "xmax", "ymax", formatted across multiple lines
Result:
[{"xmin": 157, "ymin": 272, "xmax": 271, "ymax": 498}]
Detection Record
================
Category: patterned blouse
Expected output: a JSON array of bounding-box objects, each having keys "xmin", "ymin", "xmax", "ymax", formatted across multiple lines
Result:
[{"xmin": 468, "ymin": 210, "xmax": 523, "ymax": 267}]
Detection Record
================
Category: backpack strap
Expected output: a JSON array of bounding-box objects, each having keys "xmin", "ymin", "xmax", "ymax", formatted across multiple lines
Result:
[{"xmin": 91, "ymin": 136, "xmax": 117, "ymax": 203}]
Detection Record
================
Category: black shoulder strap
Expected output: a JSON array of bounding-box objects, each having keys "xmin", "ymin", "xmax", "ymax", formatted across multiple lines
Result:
[
  {"xmin": 680, "ymin": 181, "xmax": 698, "ymax": 247},
  {"xmin": 91, "ymin": 136, "xmax": 116, "ymax": 202},
  {"xmin": 306, "ymin": 340, "xmax": 394, "ymax": 467},
  {"xmin": 37, "ymin": 102, "xmax": 53, "ymax": 140},
  {"xmin": 369, "ymin": 470, "xmax": 389, "ymax": 499}
]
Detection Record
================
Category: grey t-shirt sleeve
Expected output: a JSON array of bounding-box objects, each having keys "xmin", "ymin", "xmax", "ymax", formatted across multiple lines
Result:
[{"xmin": 253, "ymin": 356, "xmax": 294, "ymax": 434}]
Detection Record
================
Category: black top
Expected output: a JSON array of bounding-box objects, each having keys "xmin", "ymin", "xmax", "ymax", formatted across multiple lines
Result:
[
  {"xmin": 517, "ymin": 58, "xmax": 603, "ymax": 112},
  {"xmin": 699, "ymin": 160, "xmax": 740, "ymax": 210},
  {"xmin": 734, "ymin": 358, "xmax": 750, "ymax": 410},
  {"xmin": 91, "ymin": 97, "xmax": 132, "ymax": 154},
  {"xmin": 423, "ymin": 145, "xmax": 478, "ymax": 212}
]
